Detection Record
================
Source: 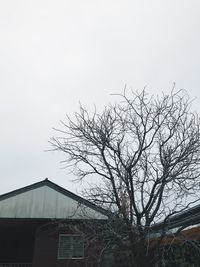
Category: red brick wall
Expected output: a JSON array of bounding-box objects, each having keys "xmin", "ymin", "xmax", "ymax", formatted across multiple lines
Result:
[{"xmin": 32, "ymin": 223, "xmax": 101, "ymax": 267}]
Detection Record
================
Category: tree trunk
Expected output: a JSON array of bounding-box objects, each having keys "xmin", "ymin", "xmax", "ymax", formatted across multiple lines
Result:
[{"xmin": 130, "ymin": 240, "xmax": 152, "ymax": 267}]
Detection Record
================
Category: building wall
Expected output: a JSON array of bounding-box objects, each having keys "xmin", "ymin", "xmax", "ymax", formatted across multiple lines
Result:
[
  {"xmin": 32, "ymin": 222, "xmax": 101, "ymax": 267},
  {"xmin": 0, "ymin": 218, "xmax": 103, "ymax": 267}
]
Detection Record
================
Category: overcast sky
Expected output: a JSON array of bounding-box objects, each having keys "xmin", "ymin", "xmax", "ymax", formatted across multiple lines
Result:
[{"xmin": 0, "ymin": 0, "xmax": 200, "ymax": 194}]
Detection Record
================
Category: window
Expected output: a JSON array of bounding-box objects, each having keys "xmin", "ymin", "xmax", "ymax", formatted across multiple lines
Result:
[{"xmin": 58, "ymin": 234, "xmax": 84, "ymax": 259}]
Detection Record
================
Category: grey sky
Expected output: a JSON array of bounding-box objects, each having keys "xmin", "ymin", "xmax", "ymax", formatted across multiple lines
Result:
[{"xmin": 0, "ymin": 0, "xmax": 200, "ymax": 194}]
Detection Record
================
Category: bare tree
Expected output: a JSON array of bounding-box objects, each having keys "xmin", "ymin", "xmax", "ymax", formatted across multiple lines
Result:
[{"xmin": 50, "ymin": 89, "xmax": 200, "ymax": 267}]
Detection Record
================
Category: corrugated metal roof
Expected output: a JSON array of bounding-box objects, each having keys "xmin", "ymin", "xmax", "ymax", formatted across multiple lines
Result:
[{"xmin": 0, "ymin": 179, "xmax": 108, "ymax": 220}]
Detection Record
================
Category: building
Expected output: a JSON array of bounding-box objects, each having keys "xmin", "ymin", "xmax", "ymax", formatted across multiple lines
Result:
[
  {"xmin": 149, "ymin": 204, "xmax": 200, "ymax": 267},
  {"xmin": 0, "ymin": 179, "xmax": 108, "ymax": 267}
]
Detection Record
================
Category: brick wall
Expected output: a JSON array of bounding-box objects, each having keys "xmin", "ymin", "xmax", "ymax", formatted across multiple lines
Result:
[{"xmin": 32, "ymin": 222, "xmax": 101, "ymax": 267}]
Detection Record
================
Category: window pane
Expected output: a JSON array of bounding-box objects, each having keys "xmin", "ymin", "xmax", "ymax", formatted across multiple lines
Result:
[
  {"xmin": 73, "ymin": 236, "xmax": 84, "ymax": 257},
  {"xmin": 58, "ymin": 235, "xmax": 73, "ymax": 258}
]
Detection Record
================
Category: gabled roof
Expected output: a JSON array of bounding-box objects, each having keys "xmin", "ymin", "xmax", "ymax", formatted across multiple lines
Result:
[{"xmin": 0, "ymin": 179, "xmax": 108, "ymax": 220}]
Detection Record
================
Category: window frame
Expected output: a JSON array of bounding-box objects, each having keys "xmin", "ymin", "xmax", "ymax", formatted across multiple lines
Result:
[{"xmin": 57, "ymin": 234, "xmax": 84, "ymax": 260}]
